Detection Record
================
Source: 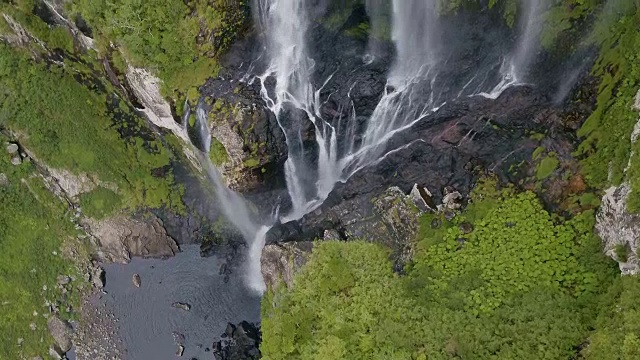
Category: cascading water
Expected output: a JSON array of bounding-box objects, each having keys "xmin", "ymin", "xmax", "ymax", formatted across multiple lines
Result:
[
  {"xmin": 254, "ymin": 0, "xmax": 443, "ymax": 216},
  {"xmin": 481, "ymin": 0, "xmax": 548, "ymax": 98},
  {"xmin": 202, "ymin": 0, "xmax": 551, "ymax": 294},
  {"xmin": 187, "ymin": 104, "xmax": 270, "ymax": 293}
]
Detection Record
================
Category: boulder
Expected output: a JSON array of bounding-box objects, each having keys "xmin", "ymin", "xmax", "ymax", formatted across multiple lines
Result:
[
  {"xmin": 171, "ymin": 302, "xmax": 191, "ymax": 312},
  {"xmin": 0, "ymin": 173, "xmax": 8, "ymax": 187},
  {"xmin": 213, "ymin": 321, "xmax": 261, "ymax": 360},
  {"xmin": 47, "ymin": 315, "xmax": 74, "ymax": 353},
  {"xmin": 132, "ymin": 273, "xmax": 141, "ymax": 288},
  {"xmin": 91, "ymin": 266, "xmax": 105, "ymax": 289},
  {"xmin": 85, "ymin": 214, "xmax": 179, "ymax": 264},
  {"xmin": 11, "ymin": 155, "xmax": 22, "ymax": 166},
  {"xmin": 6, "ymin": 143, "xmax": 18, "ymax": 154}
]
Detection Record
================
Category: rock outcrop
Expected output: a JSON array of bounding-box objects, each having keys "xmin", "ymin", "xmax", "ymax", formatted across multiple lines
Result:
[
  {"xmin": 261, "ymin": 241, "xmax": 314, "ymax": 289},
  {"xmin": 596, "ymin": 184, "xmax": 640, "ymax": 274},
  {"xmin": 125, "ymin": 67, "xmax": 187, "ymax": 140},
  {"xmin": 84, "ymin": 214, "xmax": 179, "ymax": 264}
]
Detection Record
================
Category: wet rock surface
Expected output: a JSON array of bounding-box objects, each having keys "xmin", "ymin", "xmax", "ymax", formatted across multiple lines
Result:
[{"xmin": 213, "ymin": 321, "xmax": 261, "ymax": 360}]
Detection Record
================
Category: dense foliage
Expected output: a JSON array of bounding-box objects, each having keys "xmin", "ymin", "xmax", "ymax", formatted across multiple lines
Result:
[
  {"xmin": 0, "ymin": 138, "xmax": 82, "ymax": 359},
  {"xmin": 70, "ymin": 0, "xmax": 247, "ymax": 96},
  {"xmin": 262, "ymin": 183, "xmax": 620, "ymax": 359}
]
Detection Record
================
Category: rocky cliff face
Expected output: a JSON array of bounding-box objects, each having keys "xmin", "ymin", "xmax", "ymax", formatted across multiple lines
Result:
[{"xmin": 594, "ymin": 89, "xmax": 640, "ymax": 275}]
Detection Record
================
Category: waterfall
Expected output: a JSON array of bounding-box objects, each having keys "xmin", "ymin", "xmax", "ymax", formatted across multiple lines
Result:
[
  {"xmin": 255, "ymin": 0, "xmax": 341, "ymax": 220},
  {"xmin": 209, "ymin": 0, "xmax": 552, "ymax": 293},
  {"xmin": 189, "ymin": 104, "xmax": 269, "ymax": 294},
  {"xmin": 481, "ymin": 0, "xmax": 548, "ymax": 98}
]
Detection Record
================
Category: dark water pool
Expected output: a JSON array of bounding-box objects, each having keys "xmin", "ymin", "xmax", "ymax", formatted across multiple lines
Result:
[{"xmin": 101, "ymin": 245, "xmax": 261, "ymax": 360}]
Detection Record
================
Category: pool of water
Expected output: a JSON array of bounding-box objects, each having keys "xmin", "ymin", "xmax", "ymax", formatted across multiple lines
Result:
[{"xmin": 101, "ymin": 245, "xmax": 261, "ymax": 359}]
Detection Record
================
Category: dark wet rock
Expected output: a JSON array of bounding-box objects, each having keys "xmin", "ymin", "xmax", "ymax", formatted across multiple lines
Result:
[
  {"xmin": 213, "ymin": 321, "xmax": 261, "ymax": 360},
  {"xmin": 132, "ymin": 273, "xmax": 141, "ymax": 288},
  {"xmin": 200, "ymin": 39, "xmax": 288, "ymax": 193},
  {"xmin": 47, "ymin": 315, "xmax": 74, "ymax": 353},
  {"xmin": 261, "ymin": 241, "xmax": 314, "ymax": 289},
  {"xmin": 459, "ymin": 222, "xmax": 474, "ymax": 234},
  {"xmin": 172, "ymin": 302, "xmax": 191, "ymax": 312}
]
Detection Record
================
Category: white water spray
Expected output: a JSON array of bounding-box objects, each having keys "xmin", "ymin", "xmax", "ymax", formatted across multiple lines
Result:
[
  {"xmin": 480, "ymin": 0, "xmax": 548, "ymax": 98},
  {"xmin": 189, "ymin": 105, "xmax": 269, "ymax": 294}
]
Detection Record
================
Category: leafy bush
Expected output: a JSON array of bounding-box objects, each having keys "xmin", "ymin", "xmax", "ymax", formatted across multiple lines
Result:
[
  {"xmin": 583, "ymin": 276, "xmax": 640, "ymax": 359},
  {"xmin": 209, "ymin": 138, "xmax": 229, "ymax": 166},
  {"xmin": 261, "ymin": 241, "xmax": 418, "ymax": 360},
  {"xmin": 261, "ymin": 182, "xmax": 619, "ymax": 359}
]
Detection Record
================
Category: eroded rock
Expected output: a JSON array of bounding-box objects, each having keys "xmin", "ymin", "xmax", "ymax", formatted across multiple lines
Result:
[
  {"xmin": 85, "ymin": 214, "xmax": 179, "ymax": 264},
  {"xmin": 261, "ymin": 241, "xmax": 313, "ymax": 289}
]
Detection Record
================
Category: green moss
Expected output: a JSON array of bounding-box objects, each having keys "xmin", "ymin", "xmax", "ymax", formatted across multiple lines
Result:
[
  {"xmin": 243, "ymin": 158, "xmax": 260, "ymax": 168},
  {"xmin": 532, "ymin": 146, "xmax": 546, "ymax": 160},
  {"xmin": 536, "ymin": 154, "xmax": 559, "ymax": 180},
  {"xmin": 209, "ymin": 138, "xmax": 229, "ymax": 166},
  {"xmin": 78, "ymin": 187, "xmax": 122, "ymax": 219}
]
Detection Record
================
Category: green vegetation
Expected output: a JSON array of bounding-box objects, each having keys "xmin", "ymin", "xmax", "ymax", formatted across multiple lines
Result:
[
  {"xmin": 0, "ymin": 43, "xmax": 185, "ymax": 215},
  {"xmin": 0, "ymin": 142, "xmax": 84, "ymax": 359},
  {"xmin": 70, "ymin": 0, "xmax": 247, "ymax": 96},
  {"xmin": 262, "ymin": 181, "xmax": 620, "ymax": 359},
  {"xmin": 536, "ymin": 154, "xmax": 559, "ymax": 179},
  {"xmin": 573, "ymin": 2, "xmax": 640, "ymax": 211},
  {"xmin": 209, "ymin": 138, "xmax": 229, "ymax": 166},
  {"xmin": 584, "ymin": 276, "xmax": 640, "ymax": 360},
  {"xmin": 78, "ymin": 186, "xmax": 122, "ymax": 219},
  {"xmin": 615, "ymin": 244, "xmax": 630, "ymax": 263},
  {"xmin": 261, "ymin": 241, "xmax": 417, "ymax": 359}
]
